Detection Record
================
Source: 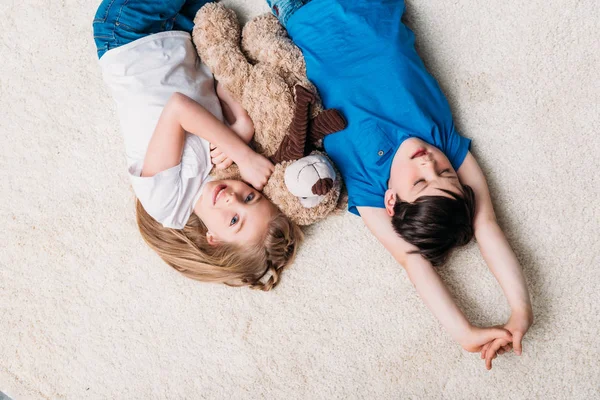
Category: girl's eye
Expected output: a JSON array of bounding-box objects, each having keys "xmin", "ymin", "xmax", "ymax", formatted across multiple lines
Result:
[
  {"xmin": 413, "ymin": 179, "xmax": 425, "ymax": 187},
  {"xmin": 244, "ymin": 193, "xmax": 255, "ymax": 203},
  {"xmin": 230, "ymin": 215, "xmax": 239, "ymax": 226}
]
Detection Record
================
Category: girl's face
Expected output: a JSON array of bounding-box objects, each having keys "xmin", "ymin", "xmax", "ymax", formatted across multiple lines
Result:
[
  {"xmin": 385, "ymin": 138, "xmax": 463, "ymax": 214},
  {"xmin": 194, "ymin": 179, "xmax": 277, "ymax": 246}
]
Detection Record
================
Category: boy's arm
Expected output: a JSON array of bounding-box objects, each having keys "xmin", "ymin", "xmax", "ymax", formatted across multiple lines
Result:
[
  {"xmin": 457, "ymin": 152, "xmax": 533, "ymax": 356},
  {"xmin": 142, "ymin": 92, "xmax": 272, "ymax": 190},
  {"xmin": 358, "ymin": 206, "xmax": 512, "ymax": 352}
]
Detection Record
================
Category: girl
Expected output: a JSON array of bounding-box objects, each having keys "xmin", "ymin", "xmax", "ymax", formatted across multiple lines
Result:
[
  {"xmin": 93, "ymin": 0, "xmax": 303, "ymax": 291},
  {"xmin": 261, "ymin": 0, "xmax": 533, "ymax": 368}
]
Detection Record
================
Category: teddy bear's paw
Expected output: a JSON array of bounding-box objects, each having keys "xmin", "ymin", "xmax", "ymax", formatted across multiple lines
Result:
[
  {"xmin": 309, "ymin": 109, "xmax": 347, "ymax": 143},
  {"xmin": 193, "ymin": 3, "xmax": 240, "ymax": 45},
  {"xmin": 242, "ymin": 13, "xmax": 304, "ymax": 76},
  {"xmin": 294, "ymin": 85, "xmax": 316, "ymax": 105},
  {"xmin": 243, "ymin": 13, "xmax": 287, "ymax": 44}
]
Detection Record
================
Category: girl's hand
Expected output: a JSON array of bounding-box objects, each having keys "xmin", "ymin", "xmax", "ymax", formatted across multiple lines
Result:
[
  {"xmin": 459, "ymin": 325, "xmax": 513, "ymax": 354},
  {"xmin": 236, "ymin": 149, "xmax": 274, "ymax": 190},
  {"xmin": 210, "ymin": 144, "xmax": 234, "ymax": 170},
  {"xmin": 481, "ymin": 309, "xmax": 533, "ymax": 370}
]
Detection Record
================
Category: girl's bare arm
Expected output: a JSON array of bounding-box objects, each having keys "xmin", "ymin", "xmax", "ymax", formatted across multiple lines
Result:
[
  {"xmin": 216, "ymin": 82, "xmax": 254, "ymax": 143},
  {"xmin": 141, "ymin": 92, "xmax": 273, "ymax": 190}
]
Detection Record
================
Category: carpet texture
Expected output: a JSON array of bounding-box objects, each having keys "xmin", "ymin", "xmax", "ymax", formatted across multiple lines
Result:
[{"xmin": 1, "ymin": 0, "xmax": 599, "ymax": 398}]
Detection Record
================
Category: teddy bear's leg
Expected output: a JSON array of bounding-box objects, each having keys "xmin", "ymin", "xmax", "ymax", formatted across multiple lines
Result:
[
  {"xmin": 309, "ymin": 109, "xmax": 347, "ymax": 143},
  {"xmin": 270, "ymin": 85, "xmax": 314, "ymax": 164},
  {"xmin": 241, "ymin": 14, "xmax": 306, "ymax": 79},
  {"xmin": 192, "ymin": 3, "xmax": 250, "ymax": 100}
]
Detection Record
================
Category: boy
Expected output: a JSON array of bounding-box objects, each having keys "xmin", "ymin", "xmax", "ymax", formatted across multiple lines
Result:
[{"xmin": 265, "ymin": 0, "xmax": 533, "ymax": 369}]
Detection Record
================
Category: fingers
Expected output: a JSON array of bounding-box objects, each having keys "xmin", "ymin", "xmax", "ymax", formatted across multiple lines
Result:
[
  {"xmin": 483, "ymin": 327, "xmax": 512, "ymax": 344},
  {"xmin": 485, "ymin": 338, "xmax": 509, "ymax": 370},
  {"xmin": 211, "ymin": 148, "xmax": 227, "ymax": 164},
  {"xmin": 216, "ymin": 158, "xmax": 233, "ymax": 170},
  {"xmin": 254, "ymin": 180, "xmax": 265, "ymax": 190},
  {"xmin": 481, "ymin": 342, "xmax": 491, "ymax": 360},
  {"xmin": 512, "ymin": 331, "xmax": 524, "ymax": 356},
  {"xmin": 481, "ymin": 341, "xmax": 512, "ymax": 360}
]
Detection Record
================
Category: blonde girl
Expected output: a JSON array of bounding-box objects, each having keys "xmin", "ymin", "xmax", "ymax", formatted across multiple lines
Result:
[{"xmin": 93, "ymin": 0, "xmax": 302, "ymax": 290}]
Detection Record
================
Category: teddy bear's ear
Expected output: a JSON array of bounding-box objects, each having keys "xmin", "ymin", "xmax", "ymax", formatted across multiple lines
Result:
[{"xmin": 192, "ymin": 3, "xmax": 251, "ymax": 101}]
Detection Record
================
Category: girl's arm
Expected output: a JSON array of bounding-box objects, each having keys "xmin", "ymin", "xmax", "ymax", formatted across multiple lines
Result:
[
  {"xmin": 210, "ymin": 83, "xmax": 255, "ymax": 170},
  {"xmin": 216, "ymin": 82, "xmax": 254, "ymax": 143},
  {"xmin": 141, "ymin": 92, "xmax": 273, "ymax": 190},
  {"xmin": 358, "ymin": 206, "xmax": 512, "ymax": 353},
  {"xmin": 457, "ymin": 152, "xmax": 533, "ymax": 364}
]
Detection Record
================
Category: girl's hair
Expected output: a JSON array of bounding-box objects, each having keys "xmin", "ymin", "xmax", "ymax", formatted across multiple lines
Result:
[{"xmin": 135, "ymin": 200, "xmax": 304, "ymax": 291}]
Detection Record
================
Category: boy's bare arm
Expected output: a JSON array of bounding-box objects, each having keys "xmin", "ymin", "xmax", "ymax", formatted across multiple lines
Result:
[
  {"xmin": 358, "ymin": 206, "xmax": 512, "ymax": 353},
  {"xmin": 457, "ymin": 152, "xmax": 533, "ymax": 364}
]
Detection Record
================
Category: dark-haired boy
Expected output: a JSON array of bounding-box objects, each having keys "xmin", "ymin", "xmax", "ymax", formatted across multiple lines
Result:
[{"xmin": 265, "ymin": 0, "xmax": 533, "ymax": 369}]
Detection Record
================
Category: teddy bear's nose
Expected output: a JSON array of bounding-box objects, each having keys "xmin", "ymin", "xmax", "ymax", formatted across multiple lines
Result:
[{"xmin": 311, "ymin": 178, "xmax": 333, "ymax": 195}]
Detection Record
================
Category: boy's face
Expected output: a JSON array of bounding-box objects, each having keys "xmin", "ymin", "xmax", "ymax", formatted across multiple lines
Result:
[{"xmin": 385, "ymin": 138, "xmax": 463, "ymax": 216}]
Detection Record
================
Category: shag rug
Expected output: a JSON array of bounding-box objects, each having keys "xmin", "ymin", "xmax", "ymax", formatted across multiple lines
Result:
[{"xmin": 1, "ymin": 0, "xmax": 598, "ymax": 398}]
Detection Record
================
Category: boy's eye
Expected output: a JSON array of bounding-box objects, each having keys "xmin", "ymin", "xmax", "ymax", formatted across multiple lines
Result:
[
  {"xmin": 230, "ymin": 215, "xmax": 239, "ymax": 226},
  {"xmin": 413, "ymin": 179, "xmax": 425, "ymax": 187},
  {"xmin": 244, "ymin": 193, "xmax": 255, "ymax": 203},
  {"xmin": 440, "ymin": 169, "xmax": 450, "ymax": 174}
]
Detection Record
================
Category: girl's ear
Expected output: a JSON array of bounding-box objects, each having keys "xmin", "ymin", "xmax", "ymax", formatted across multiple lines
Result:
[
  {"xmin": 384, "ymin": 190, "xmax": 397, "ymax": 217},
  {"xmin": 206, "ymin": 231, "xmax": 220, "ymax": 246}
]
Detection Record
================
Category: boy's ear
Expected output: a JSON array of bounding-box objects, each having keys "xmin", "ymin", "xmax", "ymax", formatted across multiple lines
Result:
[
  {"xmin": 384, "ymin": 190, "xmax": 397, "ymax": 217},
  {"xmin": 206, "ymin": 231, "xmax": 220, "ymax": 246}
]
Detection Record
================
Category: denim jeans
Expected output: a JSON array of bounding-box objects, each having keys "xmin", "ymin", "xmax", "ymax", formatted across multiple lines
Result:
[
  {"xmin": 92, "ymin": 0, "xmax": 213, "ymax": 59},
  {"xmin": 265, "ymin": 0, "xmax": 312, "ymax": 26}
]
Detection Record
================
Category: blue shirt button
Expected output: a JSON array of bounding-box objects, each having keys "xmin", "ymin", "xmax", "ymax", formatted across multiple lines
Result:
[{"xmin": 378, "ymin": 150, "xmax": 384, "ymax": 156}]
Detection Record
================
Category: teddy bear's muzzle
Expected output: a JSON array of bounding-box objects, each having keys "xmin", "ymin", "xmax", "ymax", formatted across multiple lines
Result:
[{"xmin": 283, "ymin": 153, "xmax": 337, "ymax": 208}]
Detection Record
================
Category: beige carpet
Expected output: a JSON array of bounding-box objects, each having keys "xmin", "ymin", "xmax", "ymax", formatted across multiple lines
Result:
[{"xmin": 1, "ymin": 0, "xmax": 599, "ymax": 398}]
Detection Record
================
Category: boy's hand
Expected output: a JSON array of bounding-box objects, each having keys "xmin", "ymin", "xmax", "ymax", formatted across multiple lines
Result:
[
  {"xmin": 235, "ymin": 149, "xmax": 274, "ymax": 190},
  {"xmin": 459, "ymin": 325, "xmax": 513, "ymax": 353},
  {"xmin": 481, "ymin": 309, "xmax": 533, "ymax": 370},
  {"xmin": 210, "ymin": 144, "xmax": 234, "ymax": 170}
]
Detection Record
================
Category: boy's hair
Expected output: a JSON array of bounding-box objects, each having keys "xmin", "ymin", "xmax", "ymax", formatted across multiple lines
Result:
[
  {"xmin": 392, "ymin": 185, "xmax": 476, "ymax": 267},
  {"xmin": 135, "ymin": 200, "xmax": 303, "ymax": 291}
]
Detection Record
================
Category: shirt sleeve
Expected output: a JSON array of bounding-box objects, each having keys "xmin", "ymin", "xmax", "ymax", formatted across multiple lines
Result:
[
  {"xmin": 128, "ymin": 161, "xmax": 207, "ymax": 229},
  {"xmin": 346, "ymin": 179, "xmax": 386, "ymax": 216},
  {"xmin": 442, "ymin": 124, "xmax": 472, "ymax": 171}
]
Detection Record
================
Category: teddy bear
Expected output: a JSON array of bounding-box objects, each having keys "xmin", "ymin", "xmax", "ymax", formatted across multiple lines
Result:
[{"xmin": 192, "ymin": 3, "xmax": 347, "ymax": 226}]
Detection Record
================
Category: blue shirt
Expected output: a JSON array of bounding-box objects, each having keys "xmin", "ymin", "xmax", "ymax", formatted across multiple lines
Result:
[{"xmin": 287, "ymin": 0, "xmax": 471, "ymax": 215}]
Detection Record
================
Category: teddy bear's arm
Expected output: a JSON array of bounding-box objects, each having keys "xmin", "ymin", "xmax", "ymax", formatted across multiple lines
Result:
[{"xmin": 309, "ymin": 109, "xmax": 347, "ymax": 143}]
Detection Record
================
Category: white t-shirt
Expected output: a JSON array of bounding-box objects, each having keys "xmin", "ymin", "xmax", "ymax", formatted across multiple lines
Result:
[{"xmin": 100, "ymin": 31, "xmax": 222, "ymax": 229}]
